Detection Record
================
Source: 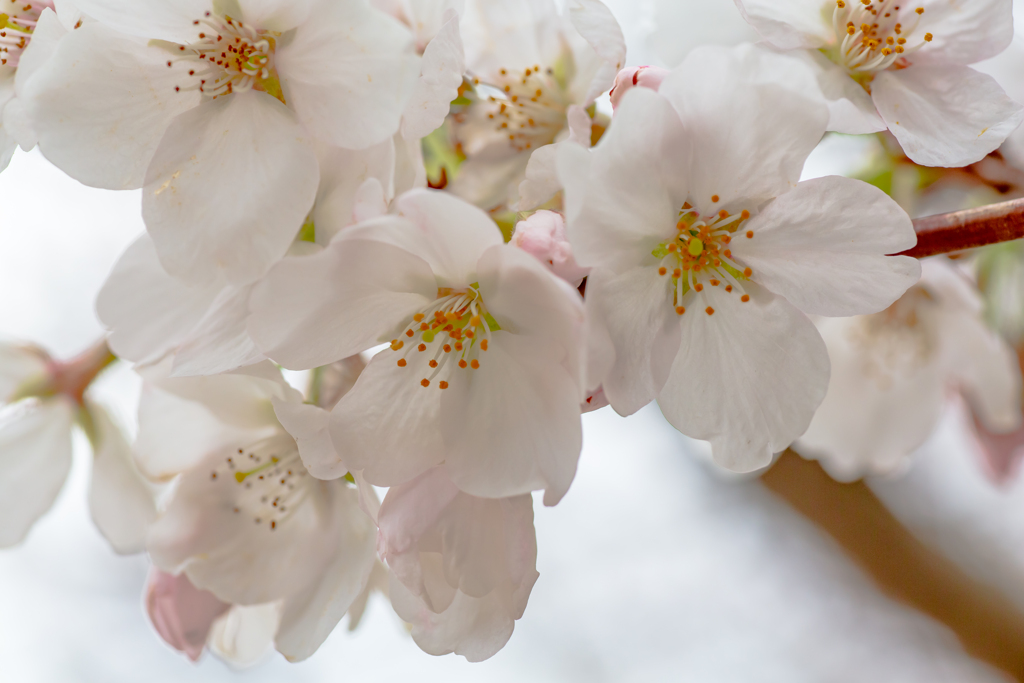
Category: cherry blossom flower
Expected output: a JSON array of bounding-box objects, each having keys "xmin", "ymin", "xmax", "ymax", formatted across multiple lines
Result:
[
  {"xmin": 449, "ymin": 0, "xmax": 625, "ymax": 209},
  {"xmin": 557, "ymin": 46, "xmax": 921, "ymax": 472},
  {"xmin": 22, "ymin": 0, "xmax": 420, "ymax": 285},
  {"xmin": 797, "ymin": 259, "xmax": 1023, "ymax": 481},
  {"xmin": 138, "ymin": 364, "xmax": 377, "ymax": 661},
  {"xmin": 734, "ymin": 0, "xmax": 1024, "ymax": 167},
  {"xmin": 248, "ymin": 188, "xmax": 586, "ymax": 504},
  {"xmin": 0, "ymin": 0, "xmax": 55, "ymax": 170},
  {"xmin": 0, "ymin": 341, "xmax": 154, "ymax": 550},
  {"xmin": 377, "ymin": 467, "xmax": 538, "ymax": 661}
]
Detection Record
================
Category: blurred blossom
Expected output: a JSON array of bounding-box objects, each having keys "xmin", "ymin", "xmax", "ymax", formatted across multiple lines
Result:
[
  {"xmin": 648, "ymin": 0, "xmax": 758, "ymax": 67},
  {"xmin": 798, "ymin": 259, "xmax": 1023, "ymax": 482},
  {"xmin": 146, "ymin": 569, "xmax": 230, "ymax": 662},
  {"xmin": 558, "ymin": 45, "xmax": 919, "ymax": 472},
  {"xmin": 735, "ymin": 0, "xmax": 1024, "ymax": 167}
]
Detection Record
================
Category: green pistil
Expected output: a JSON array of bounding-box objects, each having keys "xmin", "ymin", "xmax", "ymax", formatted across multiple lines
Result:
[{"xmin": 234, "ymin": 456, "xmax": 280, "ymax": 483}]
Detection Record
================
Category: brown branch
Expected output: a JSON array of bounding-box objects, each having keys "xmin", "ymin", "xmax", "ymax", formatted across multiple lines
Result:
[
  {"xmin": 763, "ymin": 451, "xmax": 1024, "ymax": 680},
  {"xmin": 900, "ymin": 198, "xmax": 1024, "ymax": 259}
]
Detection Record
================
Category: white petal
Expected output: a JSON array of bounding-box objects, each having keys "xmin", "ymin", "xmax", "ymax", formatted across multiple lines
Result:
[
  {"xmin": 86, "ymin": 402, "xmax": 156, "ymax": 554},
  {"xmin": 311, "ymin": 139, "xmax": 397, "ymax": 245},
  {"xmin": 143, "ymin": 90, "xmax": 319, "ymax": 285},
  {"xmin": 796, "ymin": 315, "xmax": 946, "ymax": 481},
  {"xmin": 208, "ymin": 603, "xmax": 279, "ymax": 668},
  {"xmin": 516, "ymin": 105, "xmax": 591, "ymax": 211},
  {"xmin": 733, "ymin": 176, "xmax": 921, "ymax": 317},
  {"xmin": 274, "ymin": 487, "xmax": 377, "ymax": 662},
  {"xmin": 96, "ymin": 235, "xmax": 223, "ymax": 366},
  {"xmin": 660, "ymin": 44, "xmax": 828, "ymax": 209},
  {"xmin": 441, "ymin": 331, "xmax": 582, "ymax": 505},
  {"xmin": 237, "ymin": 0, "xmax": 317, "ymax": 31},
  {"xmin": 733, "ymin": 0, "xmax": 833, "ymax": 50},
  {"xmin": 272, "ymin": 396, "xmax": 346, "ymax": 480},
  {"xmin": 872, "ymin": 66, "xmax": 1024, "ymax": 168},
  {"xmin": 658, "ymin": 284, "xmax": 830, "ymax": 472},
  {"xmin": 0, "ymin": 399, "xmax": 74, "ymax": 547},
  {"xmin": 401, "ymin": 9, "xmax": 465, "ymax": 141},
  {"xmin": 558, "ymin": 87, "xmax": 689, "ymax": 271},
  {"xmin": 585, "ymin": 266, "xmax": 679, "ymax": 417},
  {"xmin": 914, "ymin": 0, "xmax": 1014, "ymax": 66},
  {"xmin": 803, "ymin": 50, "xmax": 886, "ymax": 135},
  {"xmin": 248, "ymin": 233, "xmax": 436, "ymax": 369},
  {"xmin": 171, "ymin": 283, "xmax": 265, "ymax": 377},
  {"xmin": 569, "ymin": 0, "xmax": 626, "ymax": 105},
  {"xmin": 13, "ymin": 8, "xmax": 67, "ymax": 96},
  {"xmin": 26, "ymin": 23, "xmax": 200, "ymax": 189},
  {"xmin": 73, "ymin": 0, "xmax": 208, "ymax": 43},
  {"xmin": 276, "ymin": 0, "xmax": 419, "ymax": 149},
  {"xmin": 0, "ymin": 343, "xmax": 47, "ymax": 403},
  {"xmin": 329, "ymin": 349, "xmax": 445, "ymax": 486}
]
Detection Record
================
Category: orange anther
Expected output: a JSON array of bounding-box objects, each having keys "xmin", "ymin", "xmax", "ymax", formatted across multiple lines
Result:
[
  {"xmin": 746, "ymin": 231, "xmax": 754, "ymax": 239},
  {"xmin": 724, "ymin": 249, "xmax": 732, "ymax": 257},
  {"xmin": 718, "ymin": 210, "xmax": 728, "ymax": 220},
  {"xmin": 722, "ymin": 235, "xmax": 731, "ymax": 244},
  {"xmin": 420, "ymin": 323, "xmax": 429, "ymax": 331},
  {"xmin": 711, "ymin": 195, "xmax": 720, "ymax": 203},
  {"xmin": 470, "ymin": 360, "xmax": 480, "ymax": 369},
  {"xmin": 470, "ymin": 315, "xmax": 481, "ymax": 326},
  {"xmin": 673, "ymin": 269, "xmax": 681, "ymax": 278},
  {"xmin": 439, "ymin": 381, "xmax": 449, "ymax": 390},
  {"xmin": 675, "ymin": 306, "xmax": 685, "ymax": 315},
  {"xmin": 397, "ymin": 359, "xmax": 407, "ymax": 367},
  {"xmin": 706, "ymin": 307, "xmax": 715, "ymax": 315},
  {"xmin": 418, "ymin": 344, "xmax": 426, "ymax": 352},
  {"xmin": 741, "ymin": 294, "xmax": 750, "ymax": 303},
  {"xmin": 444, "ymin": 344, "xmax": 452, "ymax": 353},
  {"xmin": 695, "ymin": 283, "xmax": 704, "ymax": 292},
  {"xmin": 710, "ymin": 279, "xmax": 720, "ymax": 287},
  {"xmin": 405, "ymin": 329, "xmax": 414, "ymax": 337},
  {"xmin": 667, "ymin": 243, "xmax": 677, "ymax": 252},
  {"xmin": 481, "ymin": 340, "xmax": 489, "ymax": 351},
  {"xmin": 743, "ymin": 268, "xmax": 752, "ymax": 277},
  {"xmin": 421, "ymin": 379, "xmax": 430, "ymax": 387},
  {"xmin": 413, "ymin": 313, "xmax": 424, "ymax": 322},
  {"xmin": 465, "ymin": 329, "xmax": 475, "ymax": 338},
  {"xmin": 725, "ymin": 285, "xmax": 733, "ymax": 293},
  {"xmin": 429, "ymin": 360, "xmax": 438, "ymax": 368},
  {"xmin": 390, "ymin": 340, "xmax": 403, "ymax": 351},
  {"xmin": 458, "ymin": 359, "xmax": 468, "ymax": 368},
  {"xmin": 455, "ymin": 342, "xmax": 464, "ymax": 351},
  {"xmin": 659, "ymin": 267, "xmax": 667, "ymax": 276}
]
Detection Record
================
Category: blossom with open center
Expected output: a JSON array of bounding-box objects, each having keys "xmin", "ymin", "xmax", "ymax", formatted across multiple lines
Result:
[
  {"xmin": 448, "ymin": 0, "xmax": 624, "ymax": 210},
  {"xmin": 248, "ymin": 188, "xmax": 586, "ymax": 504},
  {"xmin": 735, "ymin": 0, "xmax": 1023, "ymax": 167},
  {"xmin": 796, "ymin": 259, "xmax": 1022, "ymax": 481},
  {"xmin": 138, "ymin": 363, "xmax": 377, "ymax": 662},
  {"xmin": 22, "ymin": 0, "xmax": 420, "ymax": 285},
  {"xmin": 558, "ymin": 46, "xmax": 921, "ymax": 472}
]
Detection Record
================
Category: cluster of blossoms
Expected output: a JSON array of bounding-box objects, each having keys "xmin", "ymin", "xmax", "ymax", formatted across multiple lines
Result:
[{"xmin": 2, "ymin": 0, "xmax": 1024, "ymax": 667}]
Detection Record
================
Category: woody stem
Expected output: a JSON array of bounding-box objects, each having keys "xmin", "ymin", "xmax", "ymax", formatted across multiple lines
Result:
[{"xmin": 899, "ymin": 197, "xmax": 1024, "ymax": 259}]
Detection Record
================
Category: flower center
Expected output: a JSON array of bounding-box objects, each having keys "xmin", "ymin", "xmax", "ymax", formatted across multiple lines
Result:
[
  {"xmin": 653, "ymin": 202, "xmax": 755, "ymax": 316},
  {"xmin": 825, "ymin": 0, "xmax": 932, "ymax": 83},
  {"xmin": 166, "ymin": 11, "xmax": 283, "ymax": 101},
  {"xmin": 475, "ymin": 65, "xmax": 571, "ymax": 153},
  {"xmin": 389, "ymin": 285, "xmax": 500, "ymax": 389},
  {"xmin": 208, "ymin": 433, "xmax": 309, "ymax": 531},
  {"xmin": 0, "ymin": 0, "xmax": 53, "ymax": 67},
  {"xmin": 851, "ymin": 286, "xmax": 936, "ymax": 387}
]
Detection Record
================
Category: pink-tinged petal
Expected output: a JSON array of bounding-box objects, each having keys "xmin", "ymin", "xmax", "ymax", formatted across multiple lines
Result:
[
  {"xmin": 733, "ymin": 176, "xmax": 920, "ymax": 317},
  {"xmin": 659, "ymin": 283, "xmax": 829, "ymax": 473},
  {"xmin": 142, "ymin": 90, "xmax": 319, "ymax": 285},
  {"xmin": 401, "ymin": 9, "xmax": 465, "ymax": 140},
  {"xmin": 609, "ymin": 66, "xmax": 669, "ymax": 110},
  {"xmin": 146, "ymin": 569, "xmax": 230, "ymax": 662},
  {"xmin": 171, "ymin": 283, "xmax": 266, "ymax": 377},
  {"xmin": 570, "ymin": 0, "xmax": 626, "ymax": 105},
  {"xmin": 248, "ymin": 232, "xmax": 436, "ymax": 369},
  {"xmin": 586, "ymin": 266, "xmax": 679, "ymax": 417},
  {"xmin": 969, "ymin": 397, "xmax": 1024, "ymax": 486},
  {"xmin": 0, "ymin": 398, "xmax": 74, "ymax": 547},
  {"xmin": 274, "ymin": 487, "xmax": 377, "ymax": 662},
  {"xmin": 271, "ymin": 396, "xmax": 345, "ymax": 480},
  {"xmin": 796, "ymin": 316, "xmax": 946, "ymax": 482},
  {"xmin": 441, "ymin": 331, "xmax": 582, "ymax": 505},
  {"xmin": 329, "ymin": 349, "xmax": 445, "ymax": 487},
  {"xmin": 97, "ymin": 236, "xmax": 224, "ymax": 367},
  {"xmin": 510, "ymin": 210, "xmax": 589, "ymax": 286},
  {"xmin": 73, "ymin": 0, "xmax": 208, "ymax": 43},
  {"xmin": 660, "ymin": 44, "xmax": 828, "ymax": 210},
  {"xmin": 733, "ymin": 0, "xmax": 832, "ymax": 50},
  {"xmin": 26, "ymin": 23, "xmax": 200, "ymax": 189},
  {"xmin": 276, "ymin": 0, "xmax": 419, "ymax": 149},
  {"xmin": 872, "ymin": 66, "xmax": 1024, "ymax": 168},
  {"xmin": 913, "ymin": 0, "xmax": 1014, "ymax": 66},
  {"xmin": 477, "ymin": 243, "xmax": 586, "ymax": 390},
  {"xmin": 558, "ymin": 87, "xmax": 689, "ymax": 271},
  {"xmin": 87, "ymin": 403, "xmax": 156, "ymax": 555}
]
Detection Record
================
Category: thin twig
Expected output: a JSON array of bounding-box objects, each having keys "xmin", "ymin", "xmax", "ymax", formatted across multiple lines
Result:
[{"xmin": 900, "ymin": 198, "xmax": 1024, "ymax": 258}]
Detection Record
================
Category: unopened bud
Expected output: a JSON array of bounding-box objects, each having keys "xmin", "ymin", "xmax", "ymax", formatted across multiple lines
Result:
[
  {"xmin": 609, "ymin": 66, "xmax": 670, "ymax": 110},
  {"xmin": 511, "ymin": 211, "xmax": 589, "ymax": 287}
]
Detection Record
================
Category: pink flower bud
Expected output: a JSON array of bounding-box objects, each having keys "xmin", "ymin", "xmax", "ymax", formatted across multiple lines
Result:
[
  {"xmin": 146, "ymin": 569, "xmax": 230, "ymax": 662},
  {"xmin": 511, "ymin": 210, "xmax": 589, "ymax": 286},
  {"xmin": 609, "ymin": 66, "xmax": 670, "ymax": 110}
]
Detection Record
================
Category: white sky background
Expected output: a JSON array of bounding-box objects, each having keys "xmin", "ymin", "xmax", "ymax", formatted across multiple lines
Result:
[{"xmin": 2, "ymin": 0, "xmax": 1024, "ymax": 679}]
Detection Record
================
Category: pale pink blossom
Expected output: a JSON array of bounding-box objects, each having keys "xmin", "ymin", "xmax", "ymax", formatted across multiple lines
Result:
[
  {"xmin": 609, "ymin": 65, "xmax": 669, "ymax": 110},
  {"xmin": 511, "ymin": 210, "xmax": 589, "ymax": 286}
]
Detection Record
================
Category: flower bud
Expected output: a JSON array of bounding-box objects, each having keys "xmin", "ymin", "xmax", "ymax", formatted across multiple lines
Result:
[
  {"xmin": 511, "ymin": 210, "xmax": 589, "ymax": 287},
  {"xmin": 146, "ymin": 569, "xmax": 230, "ymax": 662},
  {"xmin": 609, "ymin": 66, "xmax": 669, "ymax": 110}
]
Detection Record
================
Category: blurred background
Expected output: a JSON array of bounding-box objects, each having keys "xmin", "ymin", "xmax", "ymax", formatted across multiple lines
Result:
[{"xmin": 3, "ymin": 0, "xmax": 1024, "ymax": 680}]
